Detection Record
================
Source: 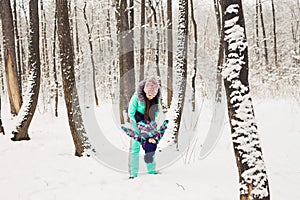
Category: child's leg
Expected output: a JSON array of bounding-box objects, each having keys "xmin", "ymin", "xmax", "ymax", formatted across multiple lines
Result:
[
  {"xmin": 146, "ymin": 154, "xmax": 157, "ymax": 174},
  {"xmin": 129, "ymin": 139, "xmax": 140, "ymax": 177}
]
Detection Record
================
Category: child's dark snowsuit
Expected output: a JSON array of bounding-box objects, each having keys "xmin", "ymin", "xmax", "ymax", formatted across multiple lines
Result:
[{"xmin": 121, "ymin": 120, "xmax": 168, "ymax": 163}]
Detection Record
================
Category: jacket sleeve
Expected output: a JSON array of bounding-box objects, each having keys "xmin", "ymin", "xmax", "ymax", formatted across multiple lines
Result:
[
  {"xmin": 128, "ymin": 93, "xmax": 138, "ymax": 124},
  {"xmin": 156, "ymin": 120, "xmax": 169, "ymax": 141},
  {"xmin": 121, "ymin": 126, "xmax": 141, "ymax": 143}
]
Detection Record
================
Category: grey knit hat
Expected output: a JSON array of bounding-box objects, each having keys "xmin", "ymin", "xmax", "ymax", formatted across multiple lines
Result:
[{"xmin": 144, "ymin": 77, "xmax": 159, "ymax": 96}]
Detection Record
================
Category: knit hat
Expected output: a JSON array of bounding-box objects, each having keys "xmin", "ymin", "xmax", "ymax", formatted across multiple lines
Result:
[{"xmin": 144, "ymin": 77, "xmax": 159, "ymax": 97}]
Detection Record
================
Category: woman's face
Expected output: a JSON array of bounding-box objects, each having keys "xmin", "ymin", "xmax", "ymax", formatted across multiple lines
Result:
[{"xmin": 146, "ymin": 93, "xmax": 155, "ymax": 100}]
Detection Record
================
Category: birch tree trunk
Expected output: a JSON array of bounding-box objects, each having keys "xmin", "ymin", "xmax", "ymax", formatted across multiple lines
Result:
[
  {"xmin": 168, "ymin": 0, "xmax": 188, "ymax": 147},
  {"xmin": 56, "ymin": 0, "xmax": 92, "ymax": 156},
  {"xmin": 11, "ymin": 0, "xmax": 40, "ymax": 141},
  {"xmin": 220, "ymin": 1, "xmax": 270, "ymax": 199},
  {"xmin": 0, "ymin": 0, "xmax": 22, "ymax": 115}
]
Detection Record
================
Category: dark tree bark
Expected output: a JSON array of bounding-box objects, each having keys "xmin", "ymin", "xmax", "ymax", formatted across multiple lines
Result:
[
  {"xmin": 53, "ymin": 3, "xmax": 58, "ymax": 117},
  {"xmin": 258, "ymin": 0, "xmax": 269, "ymax": 66},
  {"xmin": 255, "ymin": 0, "xmax": 260, "ymax": 60},
  {"xmin": 171, "ymin": 0, "xmax": 188, "ymax": 147},
  {"xmin": 149, "ymin": 0, "xmax": 160, "ymax": 71},
  {"xmin": 0, "ymin": 95, "xmax": 4, "ymax": 135},
  {"xmin": 12, "ymin": 0, "xmax": 22, "ymax": 95},
  {"xmin": 115, "ymin": 0, "xmax": 135, "ymax": 124},
  {"xmin": 271, "ymin": 0, "xmax": 278, "ymax": 67},
  {"xmin": 56, "ymin": 0, "xmax": 92, "ymax": 156},
  {"xmin": 214, "ymin": 0, "xmax": 224, "ymax": 103},
  {"xmin": 0, "ymin": 0, "xmax": 22, "ymax": 115},
  {"xmin": 220, "ymin": 1, "xmax": 270, "ymax": 199},
  {"xmin": 83, "ymin": 1, "xmax": 99, "ymax": 106},
  {"xmin": 190, "ymin": 0, "xmax": 198, "ymax": 111},
  {"xmin": 167, "ymin": 0, "xmax": 173, "ymax": 108},
  {"xmin": 140, "ymin": 0, "xmax": 146, "ymax": 81},
  {"xmin": 12, "ymin": 0, "xmax": 40, "ymax": 141}
]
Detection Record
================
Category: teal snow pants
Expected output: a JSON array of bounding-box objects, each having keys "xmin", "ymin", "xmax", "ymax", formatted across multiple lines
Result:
[{"xmin": 130, "ymin": 139, "xmax": 156, "ymax": 177}]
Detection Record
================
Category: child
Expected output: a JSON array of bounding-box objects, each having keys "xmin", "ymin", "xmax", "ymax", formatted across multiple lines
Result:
[{"xmin": 121, "ymin": 120, "xmax": 168, "ymax": 164}]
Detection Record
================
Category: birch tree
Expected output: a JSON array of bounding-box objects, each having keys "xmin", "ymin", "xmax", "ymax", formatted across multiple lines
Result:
[
  {"xmin": 220, "ymin": 1, "xmax": 270, "ymax": 199},
  {"xmin": 11, "ymin": 0, "xmax": 40, "ymax": 141},
  {"xmin": 56, "ymin": 0, "xmax": 92, "ymax": 156}
]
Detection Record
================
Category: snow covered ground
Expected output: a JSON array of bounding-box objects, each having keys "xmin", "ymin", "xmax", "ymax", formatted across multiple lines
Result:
[{"xmin": 0, "ymin": 98, "xmax": 299, "ymax": 200}]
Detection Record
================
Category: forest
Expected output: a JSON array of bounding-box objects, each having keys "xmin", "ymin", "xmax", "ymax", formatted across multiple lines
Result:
[{"xmin": 0, "ymin": 0, "xmax": 299, "ymax": 200}]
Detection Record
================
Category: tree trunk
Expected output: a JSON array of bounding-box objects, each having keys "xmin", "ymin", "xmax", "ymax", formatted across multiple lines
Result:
[
  {"xmin": 12, "ymin": 0, "xmax": 22, "ymax": 96},
  {"xmin": 167, "ymin": 0, "xmax": 173, "ymax": 108},
  {"xmin": 190, "ymin": 0, "xmax": 198, "ymax": 111},
  {"xmin": 140, "ymin": 0, "xmax": 145, "ymax": 81},
  {"xmin": 214, "ymin": 0, "xmax": 224, "ymax": 103},
  {"xmin": 255, "ymin": 0, "xmax": 260, "ymax": 60},
  {"xmin": 115, "ymin": 0, "xmax": 135, "ymax": 124},
  {"xmin": 169, "ymin": 0, "xmax": 188, "ymax": 147},
  {"xmin": 0, "ymin": 95, "xmax": 4, "ymax": 135},
  {"xmin": 258, "ymin": 0, "xmax": 269, "ymax": 66},
  {"xmin": 56, "ymin": 0, "xmax": 92, "ymax": 156},
  {"xmin": 220, "ymin": 1, "xmax": 270, "ymax": 199},
  {"xmin": 52, "ymin": 4, "xmax": 58, "ymax": 117},
  {"xmin": 271, "ymin": 0, "xmax": 278, "ymax": 67},
  {"xmin": 0, "ymin": 0, "xmax": 22, "ymax": 115},
  {"xmin": 149, "ymin": 0, "xmax": 160, "ymax": 71},
  {"xmin": 11, "ymin": 0, "xmax": 40, "ymax": 141},
  {"xmin": 83, "ymin": 1, "xmax": 99, "ymax": 106}
]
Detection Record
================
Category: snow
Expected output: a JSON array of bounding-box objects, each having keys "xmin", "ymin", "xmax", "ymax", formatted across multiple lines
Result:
[{"xmin": 0, "ymin": 98, "xmax": 299, "ymax": 200}]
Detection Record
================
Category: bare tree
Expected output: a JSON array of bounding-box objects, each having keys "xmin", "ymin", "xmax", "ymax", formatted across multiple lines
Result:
[
  {"xmin": 190, "ymin": 0, "xmax": 198, "ymax": 111},
  {"xmin": 214, "ymin": 0, "xmax": 224, "ymax": 103},
  {"xmin": 271, "ymin": 0, "xmax": 278, "ymax": 67},
  {"xmin": 140, "ymin": 0, "xmax": 146, "ymax": 81},
  {"xmin": 83, "ymin": 1, "xmax": 99, "ymax": 106},
  {"xmin": 258, "ymin": 0, "xmax": 269, "ymax": 66},
  {"xmin": 12, "ymin": 0, "xmax": 22, "ymax": 95},
  {"xmin": 12, "ymin": 0, "xmax": 40, "ymax": 141},
  {"xmin": 52, "ymin": 4, "xmax": 59, "ymax": 117},
  {"xmin": 168, "ymin": 0, "xmax": 188, "ymax": 147},
  {"xmin": 167, "ymin": 0, "xmax": 173, "ymax": 108},
  {"xmin": 220, "ymin": 0, "xmax": 270, "ymax": 199},
  {"xmin": 115, "ymin": 0, "xmax": 135, "ymax": 124},
  {"xmin": 0, "ymin": 95, "xmax": 4, "ymax": 135},
  {"xmin": 56, "ymin": 0, "xmax": 92, "ymax": 156},
  {"xmin": 0, "ymin": 0, "xmax": 22, "ymax": 115}
]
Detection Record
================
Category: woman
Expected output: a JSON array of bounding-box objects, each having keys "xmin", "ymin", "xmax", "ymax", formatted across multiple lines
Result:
[{"xmin": 127, "ymin": 77, "xmax": 161, "ymax": 179}]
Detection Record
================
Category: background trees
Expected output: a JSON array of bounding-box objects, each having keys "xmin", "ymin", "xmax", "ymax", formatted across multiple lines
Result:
[{"xmin": 0, "ymin": 0, "xmax": 299, "ymax": 198}]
